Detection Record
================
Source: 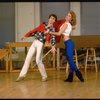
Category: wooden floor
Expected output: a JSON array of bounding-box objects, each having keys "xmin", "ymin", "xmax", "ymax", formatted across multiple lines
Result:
[{"xmin": 0, "ymin": 68, "xmax": 100, "ymax": 99}]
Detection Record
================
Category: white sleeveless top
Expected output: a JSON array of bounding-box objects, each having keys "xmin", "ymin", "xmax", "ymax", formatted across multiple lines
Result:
[{"xmin": 60, "ymin": 22, "xmax": 72, "ymax": 36}]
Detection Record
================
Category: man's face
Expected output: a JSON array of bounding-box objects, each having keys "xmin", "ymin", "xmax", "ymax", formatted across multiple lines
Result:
[{"xmin": 48, "ymin": 16, "xmax": 56, "ymax": 24}]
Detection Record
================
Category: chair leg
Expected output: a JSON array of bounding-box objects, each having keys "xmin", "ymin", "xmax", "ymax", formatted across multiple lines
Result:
[{"xmin": 66, "ymin": 62, "xmax": 69, "ymax": 73}]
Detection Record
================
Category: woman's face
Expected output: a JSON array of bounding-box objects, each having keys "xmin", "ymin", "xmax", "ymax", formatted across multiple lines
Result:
[{"xmin": 65, "ymin": 12, "xmax": 72, "ymax": 22}]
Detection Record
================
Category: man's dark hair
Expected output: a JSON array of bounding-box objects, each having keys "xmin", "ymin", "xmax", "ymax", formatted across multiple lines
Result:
[{"xmin": 48, "ymin": 14, "xmax": 57, "ymax": 22}]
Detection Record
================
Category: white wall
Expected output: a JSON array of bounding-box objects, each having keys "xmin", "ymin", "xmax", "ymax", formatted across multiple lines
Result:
[{"xmin": 15, "ymin": 2, "xmax": 40, "ymax": 42}]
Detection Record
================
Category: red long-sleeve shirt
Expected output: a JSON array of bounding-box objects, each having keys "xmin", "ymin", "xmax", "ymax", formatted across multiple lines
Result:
[{"xmin": 23, "ymin": 19, "xmax": 66, "ymax": 43}]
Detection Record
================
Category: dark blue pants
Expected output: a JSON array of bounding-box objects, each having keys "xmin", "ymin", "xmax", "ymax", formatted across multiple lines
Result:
[{"xmin": 64, "ymin": 39, "xmax": 78, "ymax": 73}]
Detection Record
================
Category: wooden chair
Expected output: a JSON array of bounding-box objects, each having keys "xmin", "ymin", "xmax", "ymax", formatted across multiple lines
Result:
[
  {"xmin": 85, "ymin": 48, "xmax": 97, "ymax": 72},
  {"xmin": 0, "ymin": 48, "xmax": 9, "ymax": 72}
]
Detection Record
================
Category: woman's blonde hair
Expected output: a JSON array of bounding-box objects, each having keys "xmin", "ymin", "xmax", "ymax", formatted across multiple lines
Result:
[{"xmin": 69, "ymin": 10, "xmax": 77, "ymax": 27}]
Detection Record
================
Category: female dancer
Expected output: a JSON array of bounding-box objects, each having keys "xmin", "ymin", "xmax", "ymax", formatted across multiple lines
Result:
[{"xmin": 49, "ymin": 11, "xmax": 84, "ymax": 82}]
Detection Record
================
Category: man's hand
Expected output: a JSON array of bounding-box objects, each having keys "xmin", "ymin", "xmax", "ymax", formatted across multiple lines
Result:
[
  {"xmin": 44, "ymin": 29, "xmax": 49, "ymax": 34},
  {"xmin": 21, "ymin": 36, "xmax": 26, "ymax": 40}
]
